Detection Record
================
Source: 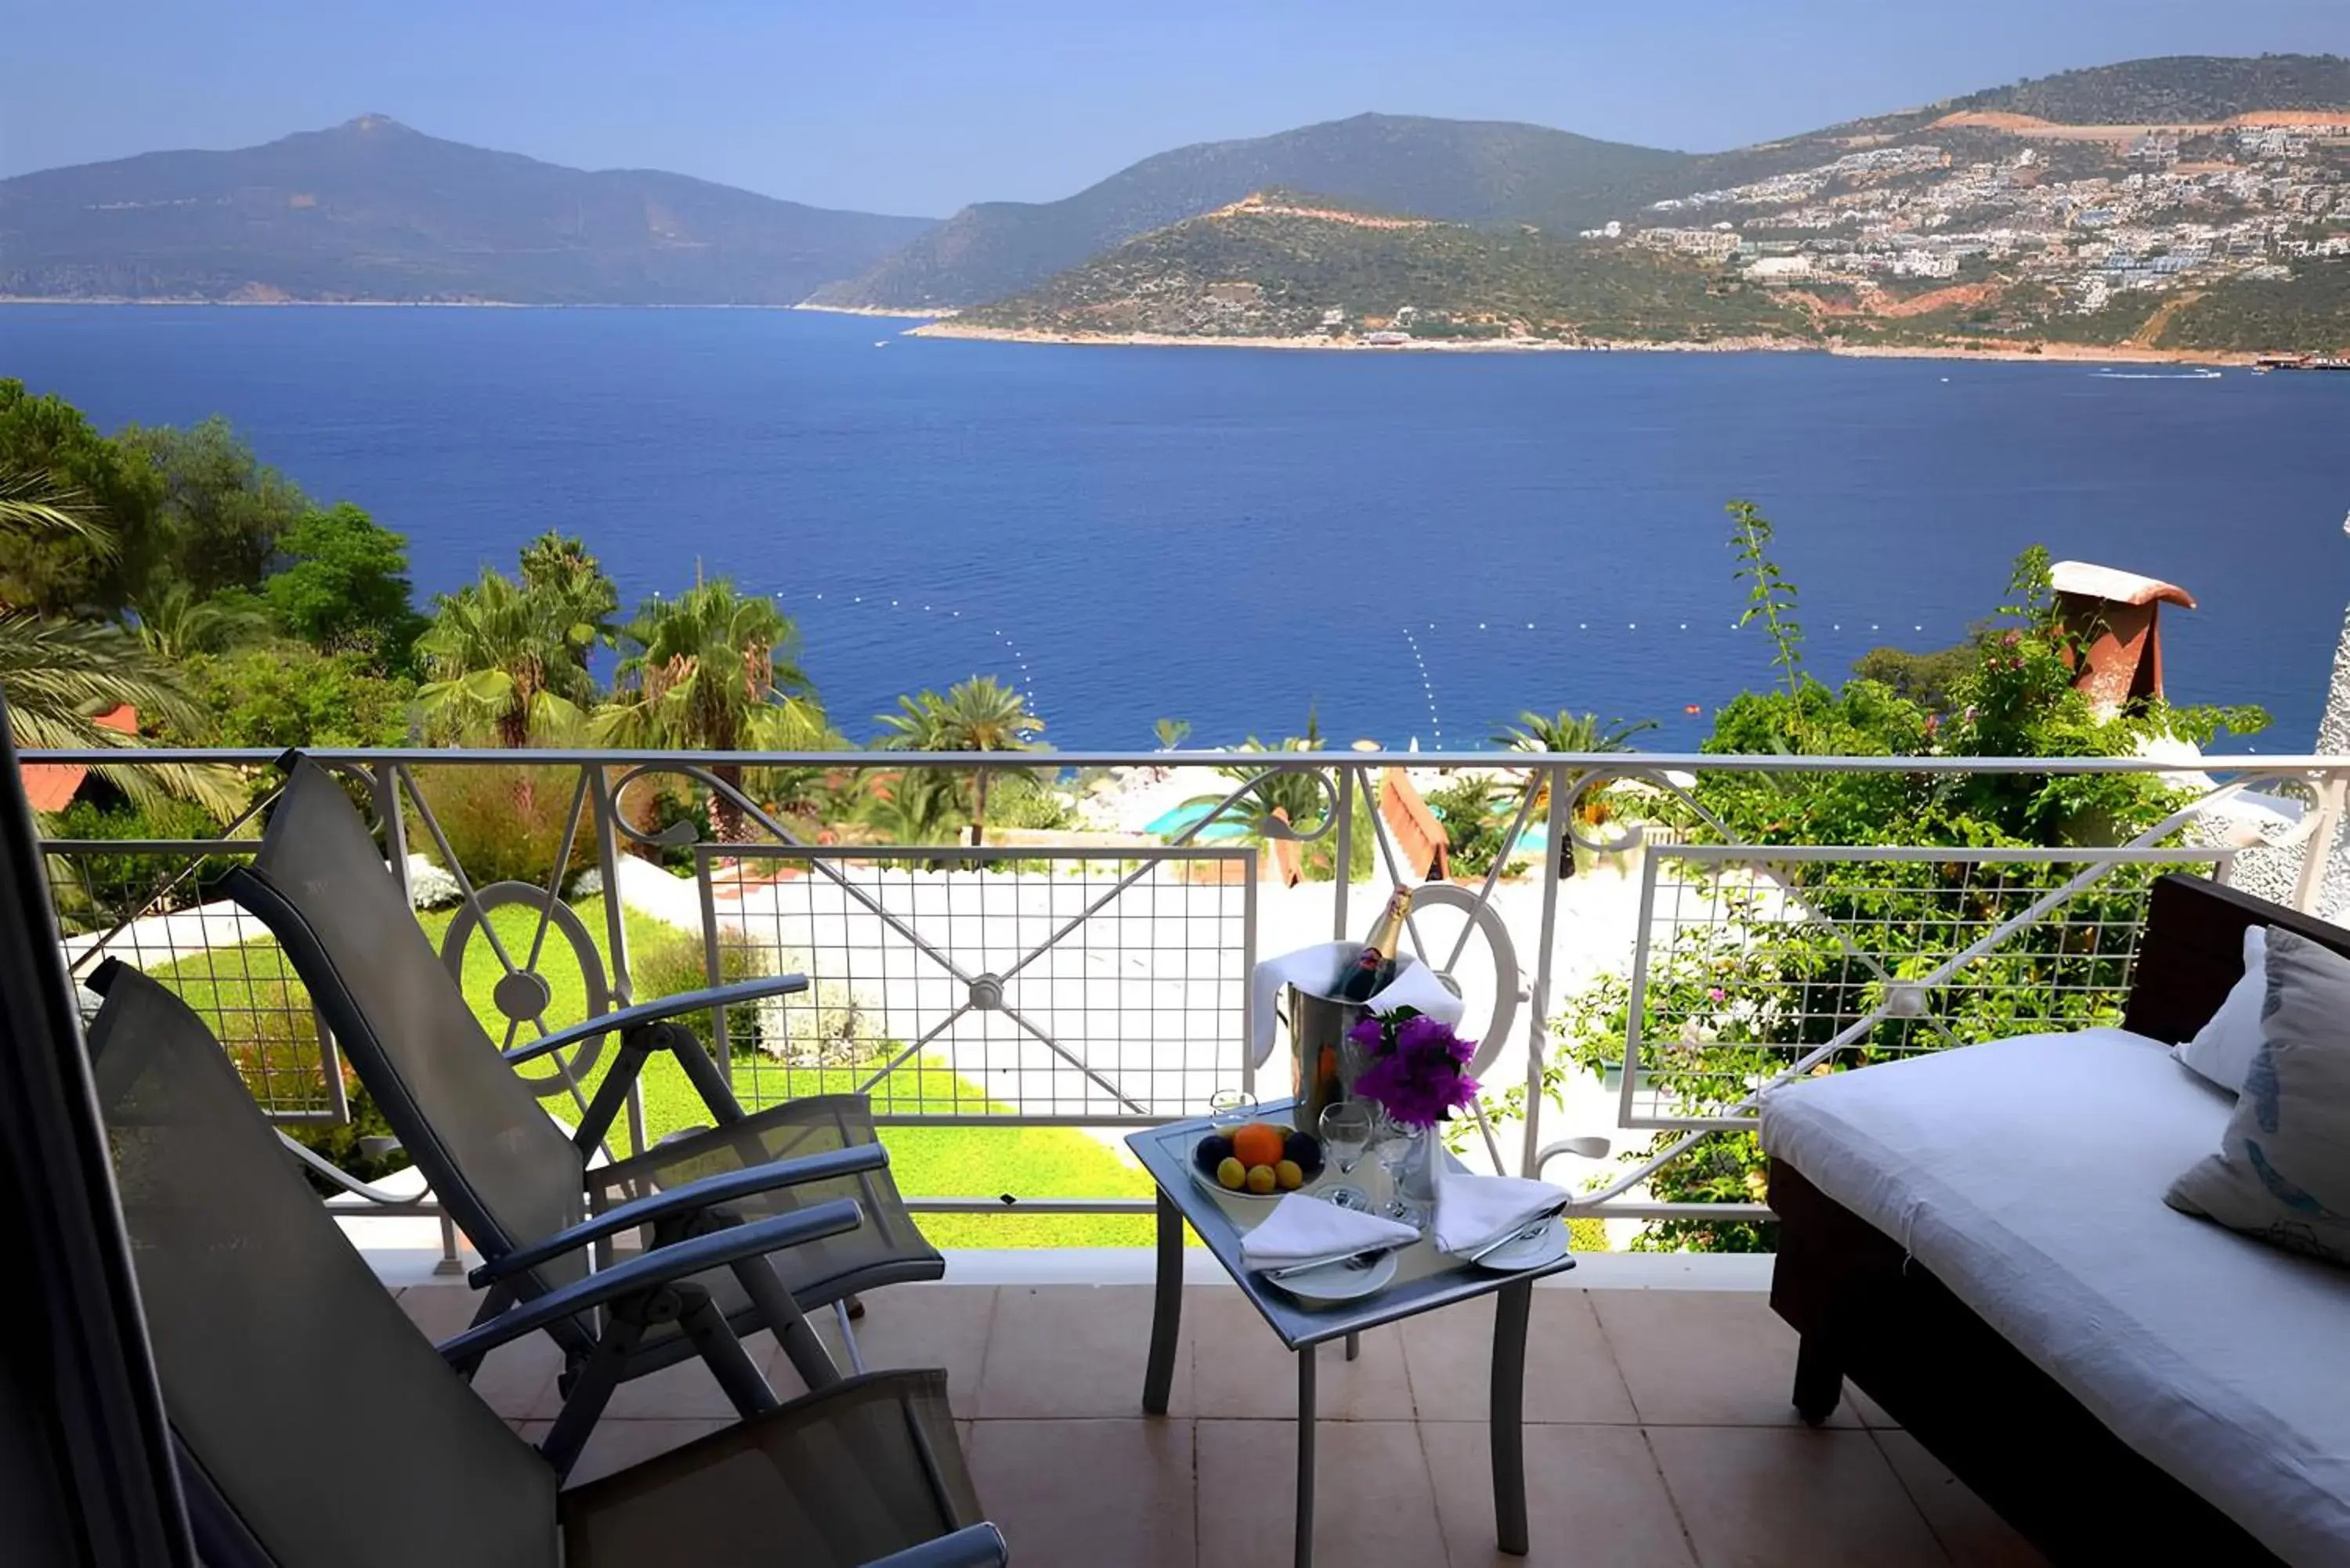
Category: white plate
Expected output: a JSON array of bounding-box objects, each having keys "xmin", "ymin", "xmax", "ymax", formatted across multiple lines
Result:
[
  {"xmin": 1264, "ymin": 1248, "xmax": 1399, "ymax": 1302},
  {"xmin": 1470, "ymin": 1216, "xmax": 1573, "ymax": 1272}
]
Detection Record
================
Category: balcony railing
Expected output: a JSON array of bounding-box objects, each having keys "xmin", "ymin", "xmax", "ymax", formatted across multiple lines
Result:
[{"xmin": 34, "ymin": 746, "xmax": 2347, "ymax": 1248}]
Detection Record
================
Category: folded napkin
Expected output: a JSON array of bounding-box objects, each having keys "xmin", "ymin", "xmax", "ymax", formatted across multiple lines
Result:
[
  {"xmin": 1430, "ymin": 1170, "xmax": 1569, "ymax": 1256},
  {"xmin": 1247, "ymin": 940, "xmax": 1467, "ymax": 1068},
  {"xmin": 1238, "ymin": 1193, "xmax": 1420, "ymax": 1270}
]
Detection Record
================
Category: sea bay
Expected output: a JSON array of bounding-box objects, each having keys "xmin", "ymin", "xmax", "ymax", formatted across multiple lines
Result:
[{"xmin": 4, "ymin": 303, "xmax": 2345, "ymax": 750}]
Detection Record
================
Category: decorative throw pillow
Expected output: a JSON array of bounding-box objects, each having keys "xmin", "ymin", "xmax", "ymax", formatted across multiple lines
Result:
[
  {"xmin": 2166, "ymin": 928, "xmax": 2350, "ymax": 1266},
  {"xmin": 2174, "ymin": 924, "xmax": 2268, "ymax": 1093}
]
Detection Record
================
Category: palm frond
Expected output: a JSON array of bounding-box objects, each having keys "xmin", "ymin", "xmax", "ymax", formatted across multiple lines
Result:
[{"xmin": 0, "ymin": 469, "xmax": 113, "ymax": 555}]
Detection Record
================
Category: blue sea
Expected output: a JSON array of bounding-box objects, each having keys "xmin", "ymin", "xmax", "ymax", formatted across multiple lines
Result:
[{"xmin": 5, "ymin": 305, "xmax": 2347, "ymax": 752}]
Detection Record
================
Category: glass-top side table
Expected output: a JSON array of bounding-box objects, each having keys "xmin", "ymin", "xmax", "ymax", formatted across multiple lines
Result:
[{"xmin": 1126, "ymin": 1100, "xmax": 1574, "ymax": 1566}]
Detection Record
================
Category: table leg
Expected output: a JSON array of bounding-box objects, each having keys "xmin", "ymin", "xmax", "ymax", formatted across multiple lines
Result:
[
  {"xmin": 1143, "ymin": 1189, "xmax": 1183, "ymax": 1415},
  {"xmin": 1296, "ymin": 1345, "xmax": 1318, "ymax": 1568},
  {"xmin": 1344, "ymin": 1330, "xmax": 1359, "ymax": 1362},
  {"xmin": 1491, "ymin": 1277, "xmax": 1532, "ymax": 1555}
]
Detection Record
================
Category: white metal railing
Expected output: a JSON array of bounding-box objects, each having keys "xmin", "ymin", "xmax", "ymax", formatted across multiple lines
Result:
[{"xmin": 34, "ymin": 746, "xmax": 2350, "ymax": 1239}]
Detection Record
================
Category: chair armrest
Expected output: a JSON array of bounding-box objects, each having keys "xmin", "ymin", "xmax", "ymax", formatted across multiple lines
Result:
[
  {"xmin": 504, "ymin": 973, "xmax": 810, "ymax": 1066},
  {"xmin": 466, "ymin": 1142, "xmax": 888, "ymax": 1289},
  {"xmin": 863, "ymin": 1523, "xmax": 1010, "ymax": 1568},
  {"xmin": 436, "ymin": 1198, "xmax": 862, "ymax": 1364}
]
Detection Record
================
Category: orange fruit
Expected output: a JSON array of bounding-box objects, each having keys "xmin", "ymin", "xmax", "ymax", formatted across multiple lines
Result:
[{"xmin": 1231, "ymin": 1122, "xmax": 1285, "ymax": 1169}]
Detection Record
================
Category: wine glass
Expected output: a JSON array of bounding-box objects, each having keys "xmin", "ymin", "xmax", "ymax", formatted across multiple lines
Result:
[
  {"xmin": 1318, "ymin": 1100, "xmax": 1374, "ymax": 1211},
  {"xmin": 1207, "ymin": 1088, "xmax": 1257, "ymax": 1129},
  {"xmin": 1369, "ymin": 1109, "xmax": 1428, "ymax": 1228}
]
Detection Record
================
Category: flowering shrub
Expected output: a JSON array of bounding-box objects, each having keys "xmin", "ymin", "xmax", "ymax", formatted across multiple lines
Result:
[{"xmin": 1508, "ymin": 512, "xmax": 2268, "ymax": 1252}]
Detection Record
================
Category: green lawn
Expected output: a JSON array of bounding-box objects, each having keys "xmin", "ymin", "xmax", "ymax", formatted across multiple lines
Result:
[{"xmin": 149, "ymin": 897, "xmax": 1155, "ymax": 1247}]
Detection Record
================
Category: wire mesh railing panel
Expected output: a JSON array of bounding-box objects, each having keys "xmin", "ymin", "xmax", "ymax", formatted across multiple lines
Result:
[
  {"xmin": 1619, "ymin": 845, "xmax": 2227, "ymax": 1129},
  {"xmin": 703, "ymin": 847, "xmax": 1253, "ymax": 1122},
  {"xmin": 45, "ymin": 840, "xmax": 342, "ymax": 1122}
]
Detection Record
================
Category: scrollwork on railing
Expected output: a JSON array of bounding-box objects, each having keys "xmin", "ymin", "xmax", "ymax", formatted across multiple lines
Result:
[{"xmin": 1161, "ymin": 761, "xmax": 1346, "ymax": 847}]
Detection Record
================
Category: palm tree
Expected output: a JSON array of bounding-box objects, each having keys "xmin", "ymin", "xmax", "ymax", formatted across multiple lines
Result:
[
  {"xmin": 861, "ymin": 765, "xmax": 964, "ymax": 847},
  {"xmin": 1491, "ymin": 710, "xmax": 1658, "ymax": 754},
  {"xmin": 591, "ymin": 579, "xmax": 823, "ymax": 841},
  {"xmin": 0, "ymin": 612, "xmax": 243, "ymax": 816},
  {"xmin": 0, "ymin": 471, "xmax": 240, "ymax": 816},
  {"xmin": 1490, "ymin": 710, "xmax": 1658, "ymax": 877},
  {"xmin": 128, "ymin": 580, "xmax": 272, "ymax": 662},
  {"xmin": 415, "ymin": 565, "xmax": 611, "ymax": 747},
  {"xmin": 0, "ymin": 469, "xmax": 106, "ymax": 546},
  {"xmin": 875, "ymin": 675, "xmax": 1044, "ymax": 844}
]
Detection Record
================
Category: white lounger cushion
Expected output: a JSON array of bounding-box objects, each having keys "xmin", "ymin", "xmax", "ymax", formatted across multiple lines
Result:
[{"xmin": 1761, "ymin": 1028, "xmax": 2350, "ymax": 1566}]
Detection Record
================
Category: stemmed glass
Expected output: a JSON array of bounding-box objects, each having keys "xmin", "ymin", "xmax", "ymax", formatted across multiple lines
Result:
[
  {"xmin": 1317, "ymin": 1100, "xmax": 1375, "ymax": 1211},
  {"xmin": 1369, "ymin": 1108, "xmax": 1428, "ymax": 1228},
  {"xmin": 1207, "ymin": 1089, "xmax": 1257, "ymax": 1129}
]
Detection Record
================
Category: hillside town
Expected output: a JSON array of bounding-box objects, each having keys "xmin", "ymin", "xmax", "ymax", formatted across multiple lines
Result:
[{"xmin": 1588, "ymin": 115, "xmax": 2350, "ymax": 316}]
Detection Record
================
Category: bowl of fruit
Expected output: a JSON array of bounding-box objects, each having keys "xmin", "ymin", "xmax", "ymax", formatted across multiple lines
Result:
[{"xmin": 1191, "ymin": 1120, "xmax": 1324, "ymax": 1201}]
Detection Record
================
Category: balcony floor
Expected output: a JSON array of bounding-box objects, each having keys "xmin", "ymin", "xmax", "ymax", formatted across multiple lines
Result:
[{"xmin": 395, "ymin": 1278, "xmax": 2047, "ymax": 1567}]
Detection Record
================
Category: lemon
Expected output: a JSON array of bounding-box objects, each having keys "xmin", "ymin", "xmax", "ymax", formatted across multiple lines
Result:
[
  {"xmin": 1245, "ymin": 1163, "xmax": 1278, "ymax": 1195},
  {"xmin": 1217, "ymin": 1157, "xmax": 1248, "ymax": 1190},
  {"xmin": 1274, "ymin": 1158, "xmax": 1305, "ymax": 1190}
]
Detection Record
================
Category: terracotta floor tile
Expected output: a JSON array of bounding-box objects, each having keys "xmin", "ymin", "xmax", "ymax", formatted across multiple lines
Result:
[
  {"xmin": 965, "ymin": 1419, "xmax": 1195, "ymax": 1568},
  {"xmin": 1423, "ymin": 1421, "xmax": 1698, "ymax": 1567},
  {"xmin": 1401, "ymin": 1288, "xmax": 1639, "ymax": 1425},
  {"xmin": 1188, "ymin": 1288, "xmax": 1414, "ymax": 1420},
  {"xmin": 975, "ymin": 1285, "xmax": 1187, "ymax": 1418},
  {"xmin": 1647, "ymin": 1425, "xmax": 1947, "ymax": 1568},
  {"xmin": 770, "ymin": 1287, "xmax": 996, "ymax": 1407},
  {"xmin": 1591, "ymin": 1292, "xmax": 1859, "ymax": 1427},
  {"xmin": 392, "ymin": 1281, "xmax": 486, "ymax": 1339},
  {"xmin": 1873, "ymin": 1430, "xmax": 2049, "ymax": 1568},
  {"xmin": 1195, "ymin": 1418, "xmax": 1443, "ymax": 1568}
]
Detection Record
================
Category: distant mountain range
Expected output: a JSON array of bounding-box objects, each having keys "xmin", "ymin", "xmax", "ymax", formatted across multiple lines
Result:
[
  {"xmin": 806, "ymin": 114, "xmax": 1703, "ymax": 312},
  {"xmin": 7, "ymin": 53, "xmax": 2349, "ymax": 334},
  {"xmin": 823, "ymin": 55, "xmax": 2350, "ymax": 313},
  {"xmin": 0, "ymin": 116, "xmax": 935, "ymax": 305}
]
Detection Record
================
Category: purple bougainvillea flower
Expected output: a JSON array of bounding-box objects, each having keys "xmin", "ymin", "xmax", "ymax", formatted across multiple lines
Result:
[{"xmin": 1350, "ymin": 1010, "xmax": 1480, "ymax": 1129}]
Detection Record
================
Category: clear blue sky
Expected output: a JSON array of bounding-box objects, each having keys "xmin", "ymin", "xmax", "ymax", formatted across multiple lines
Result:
[{"xmin": 5, "ymin": 0, "xmax": 2347, "ymax": 215}]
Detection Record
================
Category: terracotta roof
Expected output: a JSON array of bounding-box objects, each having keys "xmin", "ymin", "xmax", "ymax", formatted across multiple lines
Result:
[
  {"xmin": 2050, "ymin": 561, "xmax": 2196, "ymax": 610},
  {"xmin": 20, "ymin": 705, "xmax": 136, "ymax": 814}
]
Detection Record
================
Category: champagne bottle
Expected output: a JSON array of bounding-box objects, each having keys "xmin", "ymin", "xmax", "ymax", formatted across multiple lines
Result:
[{"xmin": 1335, "ymin": 888, "xmax": 1413, "ymax": 1003}]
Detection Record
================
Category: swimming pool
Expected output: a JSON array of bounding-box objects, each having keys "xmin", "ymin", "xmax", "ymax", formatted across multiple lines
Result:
[{"xmin": 1144, "ymin": 800, "xmax": 1253, "ymax": 840}]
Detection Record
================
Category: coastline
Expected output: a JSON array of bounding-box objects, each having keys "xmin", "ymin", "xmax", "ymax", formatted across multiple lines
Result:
[
  {"xmin": 908, "ymin": 319, "xmax": 2261, "ymax": 367},
  {"xmin": 792, "ymin": 302, "xmax": 956, "ymax": 320}
]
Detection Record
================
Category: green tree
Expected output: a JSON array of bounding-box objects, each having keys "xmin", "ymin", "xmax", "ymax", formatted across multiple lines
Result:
[
  {"xmin": 875, "ymin": 675, "xmax": 1045, "ymax": 844},
  {"xmin": 162, "ymin": 645, "xmax": 416, "ymax": 750},
  {"xmin": 591, "ymin": 578, "xmax": 824, "ymax": 841},
  {"xmin": 262, "ymin": 503, "xmax": 426, "ymax": 670},
  {"xmin": 0, "ymin": 381, "xmax": 163, "ymax": 614},
  {"xmin": 414, "ymin": 556, "xmax": 613, "ymax": 747},
  {"xmin": 1850, "ymin": 641, "xmax": 1976, "ymax": 715},
  {"xmin": 1153, "ymin": 717, "xmax": 1192, "ymax": 750},
  {"xmin": 117, "ymin": 417, "xmax": 311, "ymax": 598}
]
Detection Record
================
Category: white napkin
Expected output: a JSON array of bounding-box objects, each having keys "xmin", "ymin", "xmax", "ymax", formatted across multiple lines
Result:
[
  {"xmin": 1238, "ymin": 1193, "xmax": 1419, "ymax": 1270},
  {"xmin": 1430, "ymin": 1170, "xmax": 1569, "ymax": 1256},
  {"xmin": 1246, "ymin": 941, "xmax": 1469, "ymax": 1068}
]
